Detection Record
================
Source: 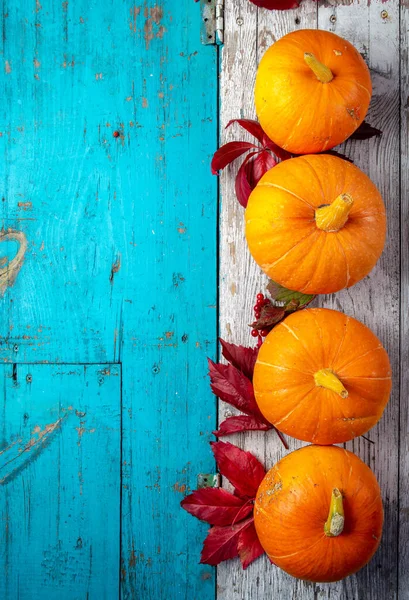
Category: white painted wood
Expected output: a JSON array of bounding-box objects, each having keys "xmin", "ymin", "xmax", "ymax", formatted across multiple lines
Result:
[
  {"xmin": 399, "ymin": 0, "xmax": 409, "ymax": 597},
  {"xmin": 218, "ymin": 1, "xmax": 401, "ymax": 598}
]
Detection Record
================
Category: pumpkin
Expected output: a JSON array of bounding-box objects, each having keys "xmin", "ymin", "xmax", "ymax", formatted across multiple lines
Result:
[
  {"xmin": 254, "ymin": 445, "xmax": 383, "ymax": 582},
  {"xmin": 253, "ymin": 308, "xmax": 391, "ymax": 445},
  {"xmin": 255, "ymin": 29, "xmax": 372, "ymax": 154},
  {"xmin": 245, "ymin": 154, "xmax": 386, "ymax": 295}
]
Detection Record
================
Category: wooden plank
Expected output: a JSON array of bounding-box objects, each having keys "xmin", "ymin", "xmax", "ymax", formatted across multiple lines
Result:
[
  {"xmin": 0, "ymin": 0, "xmax": 218, "ymax": 596},
  {"xmin": 218, "ymin": 1, "xmax": 400, "ymax": 598},
  {"xmin": 0, "ymin": 363, "xmax": 121, "ymax": 600},
  {"xmin": 0, "ymin": 0, "xmax": 129, "ymax": 364},
  {"xmin": 317, "ymin": 2, "xmax": 400, "ymax": 598},
  {"xmin": 399, "ymin": 0, "xmax": 409, "ymax": 596},
  {"xmin": 218, "ymin": 2, "xmax": 318, "ymax": 599},
  {"xmin": 119, "ymin": 1, "xmax": 218, "ymax": 598}
]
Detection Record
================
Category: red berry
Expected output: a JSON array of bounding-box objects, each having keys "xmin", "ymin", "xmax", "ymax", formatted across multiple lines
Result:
[
  {"xmin": 251, "ymin": 329, "xmax": 259, "ymax": 337},
  {"xmin": 255, "ymin": 311, "xmax": 261, "ymax": 319},
  {"xmin": 262, "ymin": 299, "xmax": 270, "ymax": 306},
  {"xmin": 260, "ymin": 329, "xmax": 269, "ymax": 337},
  {"xmin": 253, "ymin": 304, "xmax": 260, "ymax": 312},
  {"xmin": 113, "ymin": 130, "xmax": 120, "ymax": 138},
  {"xmin": 257, "ymin": 293, "xmax": 264, "ymax": 302}
]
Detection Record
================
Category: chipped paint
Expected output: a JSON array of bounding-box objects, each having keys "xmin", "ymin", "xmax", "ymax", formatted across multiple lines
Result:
[
  {"xmin": 0, "ymin": 416, "xmax": 66, "ymax": 485},
  {"xmin": 5, "ymin": 60, "xmax": 11, "ymax": 73},
  {"xmin": 17, "ymin": 202, "xmax": 33, "ymax": 210},
  {"xmin": 110, "ymin": 254, "xmax": 121, "ymax": 283},
  {"xmin": 143, "ymin": 6, "xmax": 166, "ymax": 50},
  {"xmin": 172, "ymin": 482, "xmax": 186, "ymax": 493},
  {"xmin": 129, "ymin": 6, "xmax": 141, "ymax": 33},
  {"xmin": 0, "ymin": 229, "xmax": 28, "ymax": 297}
]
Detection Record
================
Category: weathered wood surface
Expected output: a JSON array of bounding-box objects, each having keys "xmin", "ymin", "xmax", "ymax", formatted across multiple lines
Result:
[
  {"xmin": 400, "ymin": 0, "xmax": 409, "ymax": 598},
  {"xmin": 0, "ymin": 364, "xmax": 121, "ymax": 599},
  {"xmin": 0, "ymin": 1, "xmax": 218, "ymax": 598},
  {"xmin": 219, "ymin": 1, "xmax": 402, "ymax": 598}
]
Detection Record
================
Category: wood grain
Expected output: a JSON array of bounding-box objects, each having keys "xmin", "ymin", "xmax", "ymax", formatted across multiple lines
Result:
[
  {"xmin": 118, "ymin": 1, "xmax": 218, "ymax": 598},
  {"xmin": 218, "ymin": 1, "xmax": 401, "ymax": 598},
  {"xmin": 399, "ymin": 0, "xmax": 409, "ymax": 597},
  {"xmin": 0, "ymin": 1, "xmax": 218, "ymax": 598}
]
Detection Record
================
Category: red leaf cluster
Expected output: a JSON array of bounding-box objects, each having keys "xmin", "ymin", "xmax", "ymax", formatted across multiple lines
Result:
[
  {"xmin": 181, "ymin": 441, "xmax": 265, "ymax": 568},
  {"xmin": 210, "ymin": 117, "xmax": 383, "ymax": 208},
  {"xmin": 208, "ymin": 338, "xmax": 289, "ymax": 446},
  {"xmin": 211, "ymin": 119, "xmax": 291, "ymax": 207},
  {"xmin": 250, "ymin": 282, "xmax": 316, "ymax": 333}
]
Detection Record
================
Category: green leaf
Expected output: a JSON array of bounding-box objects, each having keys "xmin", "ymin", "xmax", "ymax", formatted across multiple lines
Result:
[{"xmin": 267, "ymin": 281, "xmax": 315, "ymax": 310}]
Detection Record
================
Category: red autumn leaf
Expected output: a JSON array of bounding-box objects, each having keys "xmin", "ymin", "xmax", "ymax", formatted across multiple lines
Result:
[
  {"xmin": 200, "ymin": 516, "xmax": 254, "ymax": 566},
  {"xmin": 226, "ymin": 118, "xmax": 266, "ymax": 145},
  {"xmin": 262, "ymin": 137, "xmax": 292, "ymax": 161},
  {"xmin": 235, "ymin": 150, "xmax": 277, "ymax": 207},
  {"xmin": 214, "ymin": 415, "xmax": 271, "ymax": 437},
  {"xmin": 238, "ymin": 519, "xmax": 265, "ymax": 569},
  {"xmin": 251, "ymin": 150, "xmax": 277, "ymax": 182},
  {"xmin": 219, "ymin": 338, "xmax": 259, "ymax": 380},
  {"xmin": 251, "ymin": 302, "xmax": 286, "ymax": 330},
  {"xmin": 211, "ymin": 441, "xmax": 265, "ymax": 499},
  {"xmin": 225, "ymin": 118, "xmax": 291, "ymax": 162},
  {"xmin": 250, "ymin": 0, "xmax": 303, "ymax": 9},
  {"xmin": 349, "ymin": 120, "xmax": 382, "ymax": 140},
  {"xmin": 235, "ymin": 151, "xmax": 261, "ymax": 207},
  {"xmin": 211, "ymin": 141, "xmax": 258, "ymax": 175},
  {"xmin": 181, "ymin": 487, "xmax": 253, "ymax": 526},
  {"xmin": 208, "ymin": 360, "xmax": 264, "ymax": 419}
]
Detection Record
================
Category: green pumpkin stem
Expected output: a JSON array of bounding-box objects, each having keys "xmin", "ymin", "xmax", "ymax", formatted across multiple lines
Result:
[
  {"xmin": 324, "ymin": 488, "xmax": 345, "ymax": 537},
  {"xmin": 315, "ymin": 193, "xmax": 354, "ymax": 232},
  {"xmin": 304, "ymin": 52, "xmax": 334, "ymax": 83},
  {"xmin": 314, "ymin": 368, "xmax": 348, "ymax": 398}
]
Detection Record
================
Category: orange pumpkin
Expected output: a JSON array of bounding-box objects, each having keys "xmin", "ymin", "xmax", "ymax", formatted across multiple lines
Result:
[
  {"xmin": 255, "ymin": 29, "xmax": 372, "ymax": 154},
  {"xmin": 245, "ymin": 154, "xmax": 386, "ymax": 295},
  {"xmin": 253, "ymin": 308, "xmax": 391, "ymax": 445},
  {"xmin": 254, "ymin": 445, "xmax": 383, "ymax": 582}
]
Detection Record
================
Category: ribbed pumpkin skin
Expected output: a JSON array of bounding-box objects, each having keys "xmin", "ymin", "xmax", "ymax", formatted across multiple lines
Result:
[
  {"xmin": 255, "ymin": 29, "xmax": 371, "ymax": 154},
  {"xmin": 254, "ymin": 445, "xmax": 383, "ymax": 583},
  {"xmin": 245, "ymin": 154, "xmax": 386, "ymax": 295},
  {"xmin": 253, "ymin": 308, "xmax": 391, "ymax": 444}
]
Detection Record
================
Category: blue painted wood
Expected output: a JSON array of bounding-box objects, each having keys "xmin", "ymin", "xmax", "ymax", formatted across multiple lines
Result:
[
  {"xmin": 118, "ymin": 1, "xmax": 218, "ymax": 597},
  {"xmin": 0, "ymin": 363, "xmax": 121, "ymax": 599},
  {"xmin": 0, "ymin": 0, "xmax": 218, "ymax": 597}
]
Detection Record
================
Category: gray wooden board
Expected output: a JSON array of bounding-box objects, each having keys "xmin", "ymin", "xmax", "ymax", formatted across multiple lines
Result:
[
  {"xmin": 218, "ymin": 1, "xmax": 402, "ymax": 598},
  {"xmin": 400, "ymin": 0, "xmax": 409, "ymax": 598}
]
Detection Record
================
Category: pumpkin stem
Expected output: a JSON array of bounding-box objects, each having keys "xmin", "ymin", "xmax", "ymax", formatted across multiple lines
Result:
[
  {"xmin": 314, "ymin": 368, "xmax": 348, "ymax": 398},
  {"xmin": 315, "ymin": 193, "xmax": 354, "ymax": 232},
  {"xmin": 324, "ymin": 488, "xmax": 345, "ymax": 537},
  {"xmin": 304, "ymin": 52, "xmax": 334, "ymax": 83}
]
